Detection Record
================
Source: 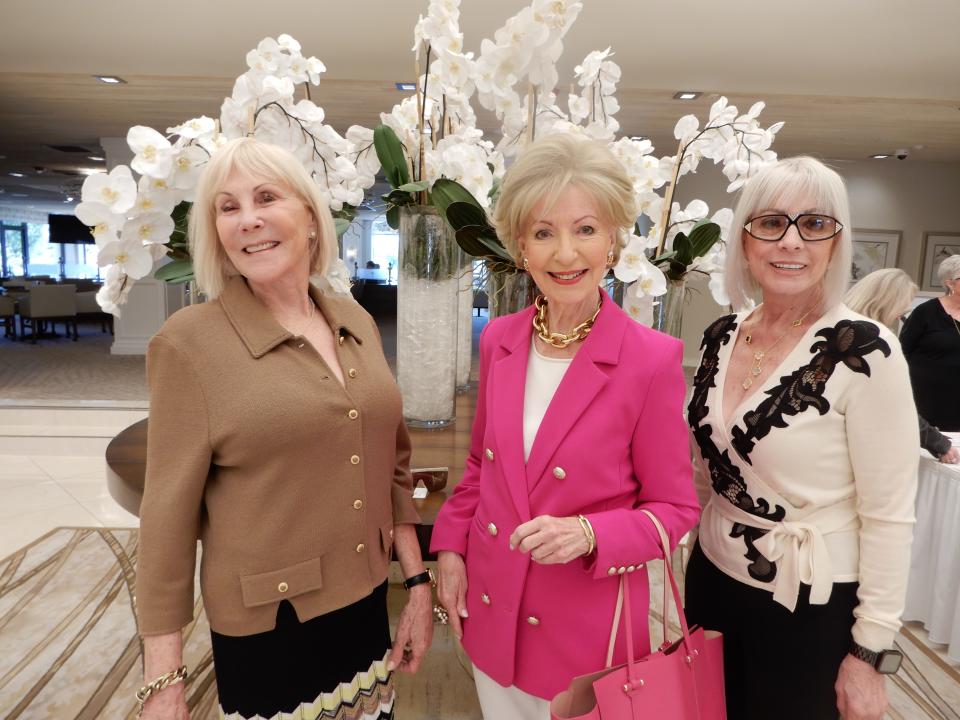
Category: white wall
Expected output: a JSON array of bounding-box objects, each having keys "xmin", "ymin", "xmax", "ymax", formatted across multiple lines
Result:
[{"xmin": 671, "ymin": 160, "xmax": 960, "ymax": 365}]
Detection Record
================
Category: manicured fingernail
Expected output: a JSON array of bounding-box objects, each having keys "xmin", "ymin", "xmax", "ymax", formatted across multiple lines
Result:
[
  {"xmin": 387, "ymin": 660, "xmax": 396, "ymax": 672},
  {"xmin": 460, "ymin": 608, "xmax": 469, "ymax": 618}
]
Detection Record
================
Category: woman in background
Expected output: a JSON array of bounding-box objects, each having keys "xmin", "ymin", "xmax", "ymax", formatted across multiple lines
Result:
[
  {"xmin": 846, "ymin": 268, "xmax": 958, "ymax": 463},
  {"xmin": 900, "ymin": 254, "xmax": 960, "ymax": 432}
]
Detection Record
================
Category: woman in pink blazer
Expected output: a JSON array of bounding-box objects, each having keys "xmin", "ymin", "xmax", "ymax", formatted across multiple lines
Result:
[{"xmin": 431, "ymin": 134, "xmax": 700, "ymax": 719}]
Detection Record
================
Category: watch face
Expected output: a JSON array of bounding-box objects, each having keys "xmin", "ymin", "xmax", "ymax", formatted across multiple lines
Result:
[{"xmin": 877, "ymin": 651, "xmax": 903, "ymax": 674}]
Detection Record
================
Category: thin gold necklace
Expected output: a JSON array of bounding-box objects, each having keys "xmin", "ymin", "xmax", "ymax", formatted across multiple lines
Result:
[
  {"xmin": 289, "ymin": 300, "xmax": 316, "ymax": 337},
  {"xmin": 741, "ymin": 300, "xmax": 820, "ymax": 390},
  {"xmin": 532, "ymin": 294, "xmax": 602, "ymax": 349}
]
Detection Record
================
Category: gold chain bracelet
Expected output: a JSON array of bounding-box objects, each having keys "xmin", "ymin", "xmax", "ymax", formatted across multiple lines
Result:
[{"xmin": 135, "ymin": 665, "xmax": 187, "ymax": 718}]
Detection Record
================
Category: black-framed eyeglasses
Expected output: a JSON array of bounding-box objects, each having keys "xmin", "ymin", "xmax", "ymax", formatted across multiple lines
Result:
[{"xmin": 743, "ymin": 213, "xmax": 843, "ymax": 242}]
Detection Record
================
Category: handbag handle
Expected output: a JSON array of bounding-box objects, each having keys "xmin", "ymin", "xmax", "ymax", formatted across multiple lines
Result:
[{"xmin": 603, "ymin": 510, "xmax": 697, "ymax": 673}]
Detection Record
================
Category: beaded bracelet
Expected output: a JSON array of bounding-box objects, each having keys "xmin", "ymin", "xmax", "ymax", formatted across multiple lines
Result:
[{"xmin": 135, "ymin": 665, "xmax": 187, "ymax": 718}]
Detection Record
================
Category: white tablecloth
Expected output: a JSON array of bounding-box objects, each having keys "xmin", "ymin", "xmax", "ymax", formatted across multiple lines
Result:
[{"xmin": 903, "ymin": 433, "xmax": 960, "ymax": 662}]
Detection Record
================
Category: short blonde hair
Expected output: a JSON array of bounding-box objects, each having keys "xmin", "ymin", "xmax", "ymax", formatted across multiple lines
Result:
[
  {"xmin": 189, "ymin": 137, "xmax": 338, "ymax": 299},
  {"xmin": 724, "ymin": 156, "xmax": 853, "ymax": 311},
  {"xmin": 936, "ymin": 253, "xmax": 960, "ymax": 291},
  {"xmin": 844, "ymin": 268, "xmax": 917, "ymax": 331},
  {"xmin": 491, "ymin": 133, "xmax": 637, "ymax": 265}
]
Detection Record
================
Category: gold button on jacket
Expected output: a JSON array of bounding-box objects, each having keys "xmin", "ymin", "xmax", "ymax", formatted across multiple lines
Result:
[
  {"xmin": 552, "ymin": 467, "xmax": 566, "ymax": 480},
  {"xmin": 485, "ymin": 448, "xmax": 495, "ymax": 461},
  {"xmin": 487, "ymin": 522, "xmax": 498, "ymax": 536},
  {"xmin": 527, "ymin": 616, "xmax": 541, "ymax": 626}
]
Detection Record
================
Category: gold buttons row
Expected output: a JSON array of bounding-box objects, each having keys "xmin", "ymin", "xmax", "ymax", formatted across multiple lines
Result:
[
  {"xmin": 607, "ymin": 563, "xmax": 644, "ymax": 575},
  {"xmin": 477, "ymin": 592, "xmax": 540, "ymax": 627}
]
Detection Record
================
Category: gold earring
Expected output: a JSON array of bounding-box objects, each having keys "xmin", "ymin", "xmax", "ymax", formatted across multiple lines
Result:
[
  {"xmin": 522, "ymin": 257, "xmax": 529, "ymax": 270},
  {"xmin": 607, "ymin": 249, "xmax": 615, "ymax": 266},
  {"xmin": 308, "ymin": 230, "xmax": 317, "ymax": 240}
]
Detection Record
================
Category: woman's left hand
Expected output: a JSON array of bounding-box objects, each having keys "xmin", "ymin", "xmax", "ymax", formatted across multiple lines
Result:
[
  {"xmin": 510, "ymin": 515, "xmax": 590, "ymax": 564},
  {"xmin": 388, "ymin": 585, "xmax": 434, "ymax": 674},
  {"xmin": 835, "ymin": 654, "xmax": 888, "ymax": 720}
]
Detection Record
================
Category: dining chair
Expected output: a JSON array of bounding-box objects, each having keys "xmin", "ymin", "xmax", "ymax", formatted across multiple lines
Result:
[
  {"xmin": 0, "ymin": 296, "xmax": 16, "ymax": 339},
  {"xmin": 18, "ymin": 284, "xmax": 78, "ymax": 343}
]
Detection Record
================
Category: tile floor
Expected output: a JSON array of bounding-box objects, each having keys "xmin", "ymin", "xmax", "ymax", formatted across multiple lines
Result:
[{"xmin": 0, "ymin": 453, "xmax": 138, "ymax": 560}]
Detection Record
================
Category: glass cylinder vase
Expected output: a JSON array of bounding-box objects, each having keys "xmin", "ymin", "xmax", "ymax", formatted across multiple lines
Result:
[
  {"xmin": 456, "ymin": 250, "xmax": 474, "ymax": 393},
  {"xmin": 397, "ymin": 205, "xmax": 459, "ymax": 428},
  {"xmin": 489, "ymin": 270, "xmax": 537, "ymax": 318},
  {"xmin": 652, "ymin": 278, "xmax": 688, "ymax": 338}
]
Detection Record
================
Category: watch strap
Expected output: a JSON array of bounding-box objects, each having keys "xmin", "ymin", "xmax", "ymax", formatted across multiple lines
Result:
[
  {"xmin": 849, "ymin": 641, "xmax": 902, "ymax": 674},
  {"xmin": 849, "ymin": 641, "xmax": 880, "ymax": 666},
  {"xmin": 402, "ymin": 569, "xmax": 434, "ymax": 590}
]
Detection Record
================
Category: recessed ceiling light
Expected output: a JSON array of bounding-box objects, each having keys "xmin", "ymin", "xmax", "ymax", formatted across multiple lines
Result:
[
  {"xmin": 8, "ymin": 171, "xmax": 25, "ymax": 177},
  {"xmin": 78, "ymin": 168, "xmax": 103, "ymax": 175},
  {"xmin": 93, "ymin": 75, "xmax": 127, "ymax": 84},
  {"xmin": 870, "ymin": 154, "xmax": 890, "ymax": 159},
  {"xmin": 395, "ymin": 82, "xmax": 416, "ymax": 91},
  {"xmin": 673, "ymin": 91, "xmax": 701, "ymax": 100},
  {"xmin": 87, "ymin": 155, "xmax": 105, "ymax": 162},
  {"xmin": 64, "ymin": 197, "xmax": 75, "ymax": 203}
]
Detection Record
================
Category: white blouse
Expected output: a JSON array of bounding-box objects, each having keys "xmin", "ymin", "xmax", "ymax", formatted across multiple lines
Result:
[
  {"xmin": 523, "ymin": 339, "xmax": 573, "ymax": 462},
  {"xmin": 689, "ymin": 304, "xmax": 919, "ymax": 651}
]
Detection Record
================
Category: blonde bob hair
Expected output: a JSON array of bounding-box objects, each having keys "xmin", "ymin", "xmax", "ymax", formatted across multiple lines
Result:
[
  {"xmin": 491, "ymin": 133, "xmax": 637, "ymax": 265},
  {"xmin": 844, "ymin": 268, "xmax": 917, "ymax": 331},
  {"xmin": 724, "ymin": 156, "xmax": 853, "ymax": 311},
  {"xmin": 189, "ymin": 137, "xmax": 338, "ymax": 299}
]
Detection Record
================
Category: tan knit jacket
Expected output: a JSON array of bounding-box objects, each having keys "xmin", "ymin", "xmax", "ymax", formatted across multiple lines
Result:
[{"xmin": 136, "ymin": 276, "xmax": 419, "ymax": 637}]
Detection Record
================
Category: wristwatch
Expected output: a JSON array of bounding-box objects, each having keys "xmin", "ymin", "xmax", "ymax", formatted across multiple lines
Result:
[
  {"xmin": 402, "ymin": 568, "xmax": 436, "ymax": 590},
  {"xmin": 849, "ymin": 641, "xmax": 903, "ymax": 674}
]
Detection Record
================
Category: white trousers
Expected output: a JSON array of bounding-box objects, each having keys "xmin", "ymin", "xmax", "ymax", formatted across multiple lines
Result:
[{"xmin": 473, "ymin": 666, "xmax": 550, "ymax": 720}]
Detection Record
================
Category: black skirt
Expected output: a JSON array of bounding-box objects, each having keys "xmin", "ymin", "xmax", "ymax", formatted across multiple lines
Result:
[
  {"xmin": 684, "ymin": 542, "xmax": 858, "ymax": 720},
  {"xmin": 211, "ymin": 580, "xmax": 394, "ymax": 719}
]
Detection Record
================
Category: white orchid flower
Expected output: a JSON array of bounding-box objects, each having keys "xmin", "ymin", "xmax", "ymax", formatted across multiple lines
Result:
[
  {"xmin": 167, "ymin": 116, "xmax": 216, "ymax": 140},
  {"xmin": 277, "ymin": 33, "xmax": 302, "ymax": 54},
  {"xmin": 314, "ymin": 259, "xmax": 352, "ymax": 295},
  {"xmin": 623, "ymin": 282, "xmax": 656, "ymax": 326},
  {"xmin": 306, "ymin": 57, "xmax": 326, "ymax": 84},
  {"xmin": 80, "ymin": 165, "xmax": 137, "ymax": 213},
  {"xmin": 169, "ymin": 145, "xmax": 208, "ymax": 193},
  {"xmin": 673, "ymin": 114, "xmax": 699, "ymax": 143},
  {"xmin": 75, "ymin": 201, "xmax": 123, "ymax": 246},
  {"xmin": 97, "ymin": 239, "xmax": 155, "ymax": 280},
  {"xmin": 121, "ymin": 212, "xmax": 175, "ymax": 247},
  {"xmin": 128, "ymin": 126, "xmax": 174, "ymax": 179},
  {"xmin": 614, "ymin": 234, "xmax": 656, "ymax": 283},
  {"xmin": 709, "ymin": 270, "xmax": 731, "ymax": 307}
]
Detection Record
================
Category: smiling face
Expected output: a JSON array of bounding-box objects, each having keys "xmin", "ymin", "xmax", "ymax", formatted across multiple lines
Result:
[
  {"xmin": 743, "ymin": 193, "xmax": 838, "ymax": 304},
  {"xmin": 519, "ymin": 184, "xmax": 615, "ymax": 320},
  {"xmin": 213, "ymin": 170, "xmax": 316, "ymax": 287}
]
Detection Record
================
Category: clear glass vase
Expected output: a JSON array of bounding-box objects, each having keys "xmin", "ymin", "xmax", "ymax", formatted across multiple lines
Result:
[
  {"xmin": 456, "ymin": 250, "xmax": 474, "ymax": 393},
  {"xmin": 489, "ymin": 271, "xmax": 537, "ymax": 318},
  {"xmin": 652, "ymin": 278, "xmax": 688, "ymax": 338},
  {"xmin": 397, "ymin": 206, "xmax": 459, "ymax": 428}
]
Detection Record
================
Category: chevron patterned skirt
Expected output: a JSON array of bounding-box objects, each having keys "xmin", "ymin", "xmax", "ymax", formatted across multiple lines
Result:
[{"xmin": 211, "ymin": 581, "xmax": 395, "ymax": 720}]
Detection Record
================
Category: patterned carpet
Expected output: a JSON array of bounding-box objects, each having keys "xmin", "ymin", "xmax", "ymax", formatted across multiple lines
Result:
[{"xmin": 1, "ymin": 528, "xmax": 957, "ymax": 719}]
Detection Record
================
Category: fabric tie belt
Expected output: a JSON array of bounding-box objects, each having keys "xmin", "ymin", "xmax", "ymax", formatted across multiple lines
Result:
[{"xmin": 711, "ymin": 496, "xmax": 857, "ymax": 612}]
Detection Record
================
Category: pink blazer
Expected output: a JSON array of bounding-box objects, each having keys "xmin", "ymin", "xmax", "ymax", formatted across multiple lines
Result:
[{"xmin": 430, "ymin": 292, "xmax": 700, "ymax": 699}]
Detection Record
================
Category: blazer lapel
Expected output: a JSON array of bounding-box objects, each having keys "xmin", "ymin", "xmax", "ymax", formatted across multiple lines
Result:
[
  {"xmin": 492, "ymin": 308, "xmax": 535, "ymax": 521},
  {"xmin": 525, "ymin": 293, "xmax": 625, "ymax": 491}
]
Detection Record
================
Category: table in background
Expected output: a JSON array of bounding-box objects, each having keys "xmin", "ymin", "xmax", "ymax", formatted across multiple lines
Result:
[{"xmin": 903, "ymin": 434, "xmax": 960, "ymax": 663}]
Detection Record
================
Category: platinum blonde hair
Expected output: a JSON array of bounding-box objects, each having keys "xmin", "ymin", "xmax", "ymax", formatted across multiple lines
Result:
[
  {"xmin": 189, "ymin": 137, "xmax": 337, "ymax": 299},
  {"xmin": 844, "ymin": 268, "xmax": 917, "ymax": 331},
  {"xmin": 491, "ymin": 133, "xmax": 637, "ymax": 265},
  {"xmin": 936, "ymin": 253, "xmax": 960, "ymax": 292},
  {"xmin": 724, "ymin": 156, "xmax": 852, "ymax": 311}
]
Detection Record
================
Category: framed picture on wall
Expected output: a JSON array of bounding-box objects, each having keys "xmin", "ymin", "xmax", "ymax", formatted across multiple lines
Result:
[
  {"xmin": 919, "ymin": 232, "xmax": 960, "ymax": 292},
  {"xmin": 849, "ymin": 229, "xmax": 901, "ymax": 285}
]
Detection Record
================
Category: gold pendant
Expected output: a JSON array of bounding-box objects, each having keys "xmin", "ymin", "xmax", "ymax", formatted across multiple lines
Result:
[
  {"xmin": 751, "ymin": 367, "xmax": 761, "ymax": 376},
  {"xmin": 742, "ymin": 377, "xmax": 753, "ymax": 390}
]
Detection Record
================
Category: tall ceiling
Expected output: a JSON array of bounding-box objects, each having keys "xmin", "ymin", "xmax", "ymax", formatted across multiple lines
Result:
[{"xmin": 1, "ymin": 0, "xmax": 958, "ymax": 211}]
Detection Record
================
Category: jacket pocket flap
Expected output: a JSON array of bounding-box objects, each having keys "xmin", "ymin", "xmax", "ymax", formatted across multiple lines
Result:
[{"xmin": 240, "ymin": 556, "xmax": 324, "ymax": 608}]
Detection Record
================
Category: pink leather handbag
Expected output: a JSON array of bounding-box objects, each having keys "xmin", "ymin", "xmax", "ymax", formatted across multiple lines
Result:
[{"xmin": 550, "ymin": 510, "xmax": 725, "ymax": 720}]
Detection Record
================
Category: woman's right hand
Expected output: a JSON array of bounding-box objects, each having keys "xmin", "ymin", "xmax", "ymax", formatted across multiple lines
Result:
[
  {"xmin": 437, "ymin": 550, "xmax": 468, "ymax": 640},
  {"xmin": 939, "ymin": 447, "xmax": 959, "ymax": 464},
  {"xmin": 139, "ymin": 683, "xmax": 189, "ymax": 720}
]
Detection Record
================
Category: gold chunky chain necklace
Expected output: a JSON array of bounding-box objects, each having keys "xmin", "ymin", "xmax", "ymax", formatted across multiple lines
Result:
[
  {"xmin": 532, "ymin": 294, "xmax": 602, "ymax": 349},
  {"xmin": 741, "ymin": 298, "xmax": 820, "ymax": 390}
]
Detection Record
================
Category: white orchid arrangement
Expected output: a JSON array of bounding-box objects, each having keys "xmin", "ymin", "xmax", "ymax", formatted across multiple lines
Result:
[{"xmin": 75, "ymin": 34, "xmax": 375, "ymax": 314}]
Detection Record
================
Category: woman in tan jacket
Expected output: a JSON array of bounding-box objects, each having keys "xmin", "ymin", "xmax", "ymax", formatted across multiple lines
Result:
[{"xmin": 136, "ymin": 138, "xmax": 432, "ymax": 720}]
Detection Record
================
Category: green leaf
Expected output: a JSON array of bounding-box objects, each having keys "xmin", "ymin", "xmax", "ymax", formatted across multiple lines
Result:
[
  {"xmin": 373, "ymin": 125, "xmax": 411, "ymax": 189},
  {"xmin": 673, "ymin": 231, "xmax": 694, "ymax": 266},
  {"xmin": 154, "ymin": 258, "xmax": 194, "ymax": 283},
  {"xmin": 687, "ymin": 221, "xmax": 721, "ymax": 260},
  {"xmin": 431, "ymin": 178, "xmax": 485, "ymax": 217},
  {"xmin": 398, "ymin": 180, "xmax": 431, "ymax": 193},
  {"xmin": 386, "ymin": 205, "xmax": 400, "ymax": 230},
  {"xmin": 334, "ymin": 218, "xmax": 351, "ymax": 237},
  {"xmin": 651, "ymin": 250, "xmax": 678, "ymax": 266},
  {"xmin": 381, "ymin": 189, "xmax": 416, "ymax": 206}
]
